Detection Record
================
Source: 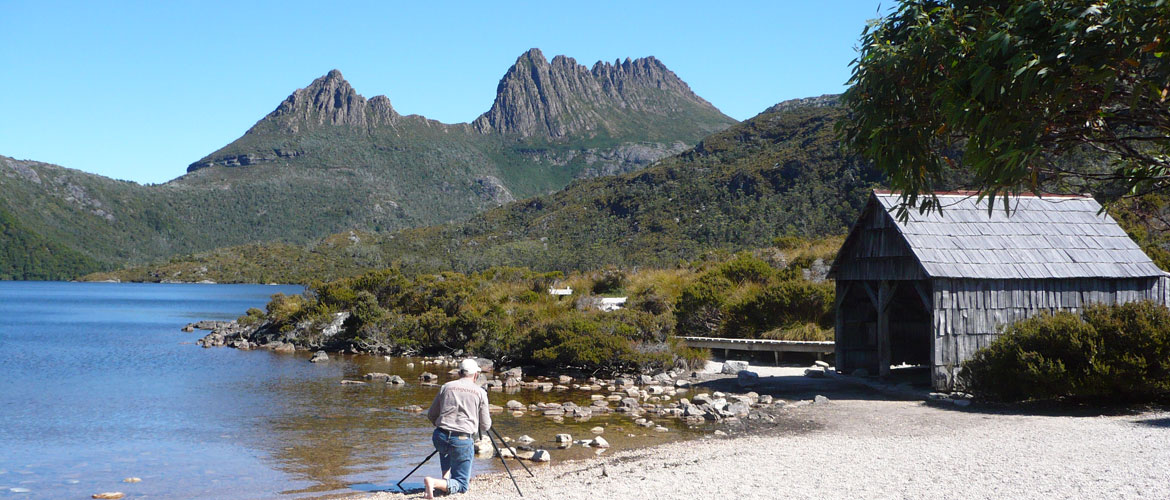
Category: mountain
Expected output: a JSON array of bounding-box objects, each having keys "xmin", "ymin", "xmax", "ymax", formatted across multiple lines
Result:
[
  {"xmin": 472, "ymin": 49, "xmax": 730, "ymax": 140},
  {"xmin": 87, "ymin": 96, "xmax": 892, "ymax": 283},
  {"xmin": 0, "ymin": 49, "xmax": 735, "ymax": 280}
]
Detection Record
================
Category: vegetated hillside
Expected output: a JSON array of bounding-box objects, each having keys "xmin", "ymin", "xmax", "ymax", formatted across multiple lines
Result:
[
  {"xmin": 0, "ymin": 204, "xmax": 100, "ymax": 280},
  {"xmin": 0, "ymin": 49, "xmax": 735, "ymax": 280},
  {"xmin": 88, "ymin": 96, "xmax": 887, "ymax": 284}
]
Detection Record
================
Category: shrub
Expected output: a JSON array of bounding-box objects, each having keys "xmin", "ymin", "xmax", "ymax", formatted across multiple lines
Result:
[
  {"xmin": 591, "ymin": 267, "xmax": 629, "ymax": 295},
  {"xmin": 961, "ymin": 302, "xmax": 1170, "ymax": 402},
  {"xmin": 961, "ymin": 312, "xmax": 1098, "ymax": 401},
  {"xmin": 715, "ymin": 253, "xmax": 776, "ymax": 284},
  {"xmin": 237, "ymin": 307, "xmax": 266, "ymax": 327},
  {"xmin": 723, "ymin": 279, "xmax": 834, "ymax": 337}
]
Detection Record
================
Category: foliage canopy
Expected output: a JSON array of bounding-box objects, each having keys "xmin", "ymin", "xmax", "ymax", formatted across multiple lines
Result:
[{"xmin": 840, "ymin": 0, "xmax": 1170, "ymax": 216}]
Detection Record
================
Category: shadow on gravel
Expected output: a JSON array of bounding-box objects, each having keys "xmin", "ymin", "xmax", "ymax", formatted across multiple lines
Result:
[{"xmin": 1134, "ymin": 416, "xmax": 1170, "ymax": 428}]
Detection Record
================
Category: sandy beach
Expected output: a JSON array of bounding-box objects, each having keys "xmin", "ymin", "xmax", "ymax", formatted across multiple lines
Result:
[{"xmin": 362, "ymin": 365, "xmax": 1170, "ymax": 500}]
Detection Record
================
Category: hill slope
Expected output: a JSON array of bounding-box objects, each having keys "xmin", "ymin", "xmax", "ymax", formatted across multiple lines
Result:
[
  {"xmin": 1, "ymin": 49, "xmax": 734, "ymax": 280},
  {"xmin": 88, "ymin": 96, "xmax": 890, "ymax": 283}
]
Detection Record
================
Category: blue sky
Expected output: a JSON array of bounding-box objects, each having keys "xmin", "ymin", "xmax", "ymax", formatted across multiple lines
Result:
[{"xmin": 0, "ymin": 1, "xmax": 887, "ymax": 184}]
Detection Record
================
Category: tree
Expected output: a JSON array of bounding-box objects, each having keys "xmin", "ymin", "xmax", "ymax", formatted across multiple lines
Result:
[{"xmin": 839, "ymin": 0, "xmax": 1170, "ymax": 215}]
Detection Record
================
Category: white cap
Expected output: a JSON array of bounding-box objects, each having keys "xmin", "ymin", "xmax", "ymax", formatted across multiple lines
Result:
[{"xmin": 460, "ymin": 358, "xmax": 482, "ymax": 374}]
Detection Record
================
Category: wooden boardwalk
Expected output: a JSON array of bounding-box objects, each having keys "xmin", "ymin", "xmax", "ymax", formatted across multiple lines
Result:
[{"xmin": 678, "ymin": 336, "xmax": 835, "ymax": 362}]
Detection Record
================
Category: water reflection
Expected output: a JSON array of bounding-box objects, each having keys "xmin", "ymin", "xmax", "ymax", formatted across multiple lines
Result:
[{"xmin": 247, "ymin": 354, "xmax": 706, "ymax": 497}]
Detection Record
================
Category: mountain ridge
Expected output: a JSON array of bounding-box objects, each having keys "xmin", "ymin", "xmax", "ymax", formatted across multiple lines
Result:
[{"xmin": 1, "ymin": 49, "xmax": 737, "ymax": 280}]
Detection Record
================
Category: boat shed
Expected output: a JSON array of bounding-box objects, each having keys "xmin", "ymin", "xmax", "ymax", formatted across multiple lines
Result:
[{"xmin": 827, "ymin": 191, "xmax": 1170, "ymax": 390}]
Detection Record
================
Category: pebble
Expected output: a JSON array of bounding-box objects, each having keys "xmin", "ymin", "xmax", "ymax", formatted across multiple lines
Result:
[
  {"xmin": 122, "ymin": 477, "xmax": 141, "ymax": 483},
  {"xmin": 591, "ymin": 426, "xmax": 605, "ymax": 434},
  {"xmin": 92, "ymin": 493, "xmax": 124, "ymax": 500}
]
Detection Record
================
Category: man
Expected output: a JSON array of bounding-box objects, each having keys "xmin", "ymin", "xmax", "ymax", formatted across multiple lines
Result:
[{"xmin": 423, "ymin": 358, "xmax": 492, "ymax": 498}]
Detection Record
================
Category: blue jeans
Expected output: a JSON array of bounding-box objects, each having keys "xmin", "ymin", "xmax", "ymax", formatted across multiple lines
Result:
[{"xmin": 432, "ymin": 428, "xmax": 475, "ymax": 493}]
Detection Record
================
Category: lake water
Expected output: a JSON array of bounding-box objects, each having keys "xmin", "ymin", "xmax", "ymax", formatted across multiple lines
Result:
[{"xmin": 0, "ymin": 282, "xmax": 702, "ymax": 499}]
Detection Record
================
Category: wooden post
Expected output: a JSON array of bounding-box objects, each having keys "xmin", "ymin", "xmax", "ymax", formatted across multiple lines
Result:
[
  {"xmin": 877, "ymin": 281, "xmax": 892, "ymax": 377},
  {"xmin": 835, "ymin": 281, "xmax": 849, "ymax": 374}
]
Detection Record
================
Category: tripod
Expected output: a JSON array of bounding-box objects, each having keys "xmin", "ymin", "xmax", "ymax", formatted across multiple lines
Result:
[{"xmin": 396, "ymin": 427, "xmax": 535, "ymax": 496}]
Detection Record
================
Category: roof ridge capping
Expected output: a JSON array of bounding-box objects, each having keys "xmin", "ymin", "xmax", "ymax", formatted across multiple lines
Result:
[{"xmin": 872, "ymin": 189, "xmax": 1093, "ymax": 199}]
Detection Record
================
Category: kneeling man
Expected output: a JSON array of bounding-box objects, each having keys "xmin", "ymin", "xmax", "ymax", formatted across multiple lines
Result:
[{"xmin": 423, "ymin": 358, "xmax": 491, "ymax": 498}]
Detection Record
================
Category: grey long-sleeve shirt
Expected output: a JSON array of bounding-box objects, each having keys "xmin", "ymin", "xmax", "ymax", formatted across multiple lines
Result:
[{"xmin": 426, "ymin": 378, "xmax": 492, "ymax": 435}]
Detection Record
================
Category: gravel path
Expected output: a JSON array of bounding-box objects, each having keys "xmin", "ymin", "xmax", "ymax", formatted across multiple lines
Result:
[{"xmin": 361, "ymin": 398, "xmax": 1170, "ymax": 500}]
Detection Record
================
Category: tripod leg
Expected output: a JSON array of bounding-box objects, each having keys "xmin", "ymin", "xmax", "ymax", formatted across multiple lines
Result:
[
  {"xmin": 486, "ymin": 430, "xmax": 524, "ymax": 497},
  {"xmin": 491, "ymin": 427, "xmax": 535, "ymax": 477},
  {"xmin": 396, "ymin": 449, "xmax": 438, "ymax": 492}
]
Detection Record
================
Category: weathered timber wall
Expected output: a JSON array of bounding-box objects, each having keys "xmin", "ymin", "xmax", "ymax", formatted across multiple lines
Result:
[{"xmin": 931, "ymin": 276, "xmax": 1166, "ymax": 389}]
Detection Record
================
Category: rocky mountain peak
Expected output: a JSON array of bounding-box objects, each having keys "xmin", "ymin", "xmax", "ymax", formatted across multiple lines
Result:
[
  {"xmin": 472, "ymin": 48, "xmax": 728, "ymax": 138},
  {"xmin": 257, "ymin": 69, "xmax": 399, "ymax": 134}
]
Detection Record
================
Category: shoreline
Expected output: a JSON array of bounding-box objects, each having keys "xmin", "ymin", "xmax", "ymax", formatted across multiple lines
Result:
[{"xmin": 359, "ymin": 397, "xmax": 1170, "ymax": 500}]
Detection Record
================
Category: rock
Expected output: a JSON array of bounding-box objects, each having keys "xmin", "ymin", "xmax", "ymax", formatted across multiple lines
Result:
[
  {"xmin": 727, "ymin": 401, "xmax": 750, "ymax": 417},
  {"xmin": 530, "ymin": 449, "xmax": 551, "ymax": 462},
  {"xmin": 506, "ymin": 400, "xmax": 525, "ymax": 410},
  {"xmin": 475, "ymin": 358, "xmax": 494, "ymax": 372},
  {"xmin": 474, "ymin": 436, "xmax": 494, "ymax": 456},
  {"xmin": 555, "ymin": 433, "xmax": 573, "ymax": 443},
  {"xmin": 543, "ymin": 408, "xmax": 565, "ymax": 416},
  {"xmin": 273, "ymin": 343, "xmax": 295, "ymax": 353},
  {"xmin": 340, "ymin": 380, "xmax": 366, "ymax": 385},
  {"xmin": 714, "ymin": 430, "xmax": 728, "ymax": 436},
  {"xmin": 92, "ymin": 494, "xmax": 125, "ymax": 500},
  {"xmin": 645, "ymin": 385, "xmax": 666, "ymax": 395},
  {"xmin": 625, "ymin": 387, "xmax": 641, "ymax": 397},
  {"xmin": 591, "ymin": 426, "xmax": 605, "ymax": 434},
  {"xmin": 814, "ymin": 360, "xmax": 830, "ymax": 368},
  {"xmin": 388, "ymin": 375, "xmax": 405, "ymax": 385},
  {"xmin": 653, "ymin": 372, "xmax": 673, "ymax": 383},
  {"xmin": 721, "ymin": 360, "xmax": 749, "ymax": 374},
  {"xmin": 558, "ymin": 375, "xmax": 573, "ymax": 384},
  {"xmin": 122, "ymin": 477, "xmax": 141, "ymax": 483},
  {"xmin": 363, "ymin": 372, "xmax": 392, "ymax": 381},
  {"xmin": 851, "ymin": 368, "xmax": 869, "ymax": 377},
  {"xmin": 758, "ymin": 395, "xmax": 774, "ymax": 404},
  {"xmin": 516, "ymin": 435, "xmax": 535, "ymax": 444},
  {"xmin": 737, "ymin": 370, "xmax": 759, "ymax": 388},
  {"xmin": 813, "ymin": 395, "xmax": 831, "ymax": 404},
  {"xmin": 503, "ymin": 377, "xmax": 520, "ymax": 388},
  {"xmin": 692, "ymin": 393, "xmax": 712, "ymax": 405},
  {"xmin": 488, "ymin": 404, "xmax": 504, "ymax": 413},
  {"xmin": 804, "ymin": 368, "xmax": 826, "ymax": 378},
  {"xmin": 406, "ymin": 362, "xmax": 415, "ymax": 369},
  {"xmin": 654, "ymin": 426, "xmax": 669, "ymax": 432},
  {"xmin": 502, "ymin": 367, "xmax": 523, "ymax": 379},
  {"xmin": 181, "ymin": 324, "xmax": 194, "ymax": 332},
  {"xmin": 674, "ymin": 379, "xmax": 691, "ymax": 388},
  {"xmin": 619, "ymin": 397, "xmax": 640, "ymax": 408},
  {"xmin": 419, "ymin": 372, "xmax": 439, "ymax": 381},
  {"xmin": 637, "ymin": 374, "xmax": 654, "ymax": 385},
  {"xmin": 615, "ymin": 377, "xmax": 634, "ymax": 387},
  {"xmin": 400, "ymin": 405, "xmax": 424, "ymax": 412},
  {"xmin": 590, "ymin": 436, "xmax": 610, "ymax": 448},
  {"xmin": 310, "ymin": 351, "xmax": 329, "ymax": 363}
]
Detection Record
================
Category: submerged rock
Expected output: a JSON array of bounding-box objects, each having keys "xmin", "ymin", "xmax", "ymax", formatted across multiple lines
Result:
[{"xmin": 310, "ymin": 351, "xmax": 329, "ymax": 363}]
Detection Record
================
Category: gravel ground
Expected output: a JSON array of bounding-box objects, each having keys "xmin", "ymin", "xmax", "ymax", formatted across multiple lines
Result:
[{"xmin": 361, "ymin": 397, "xmax": 1170, "ymax": 500}]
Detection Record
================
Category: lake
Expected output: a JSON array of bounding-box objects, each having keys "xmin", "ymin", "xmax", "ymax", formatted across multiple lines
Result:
[{"xmin": 0, "ymin": 282, "xmax": 702, "ymax": 499}]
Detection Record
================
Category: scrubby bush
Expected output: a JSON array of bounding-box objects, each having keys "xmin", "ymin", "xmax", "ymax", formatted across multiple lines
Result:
[
  {"xmin": 591, "ymin": 267, "xmax": 629, "ymax": 295},
  {"xmin": 237, "ymin": 307, "xmax": 266, "ymax": 327},
  {"xmin": 961, "ymin": 302, "xmax": 1170, "ymax": 402}
]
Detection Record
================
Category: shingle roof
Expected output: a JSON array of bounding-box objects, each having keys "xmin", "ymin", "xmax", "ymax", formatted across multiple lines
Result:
[{"xmin": 875, "ymin": 193, "xmax": 1165, "ymax": 279}]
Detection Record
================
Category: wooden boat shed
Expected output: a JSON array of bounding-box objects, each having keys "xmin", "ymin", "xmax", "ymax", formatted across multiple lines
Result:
[{"xmin": 828, "ymin": 191, "xmax": 1170, "ymax": 390}]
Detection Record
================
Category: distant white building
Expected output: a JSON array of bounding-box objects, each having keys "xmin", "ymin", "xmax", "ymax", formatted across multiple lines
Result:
[
  {"xmin": 548, "ymin": 287, "xmax": 573, "ymax": 296},
  {"xmin": 598, "ymin": 297, "xmax": 627, "ymax": 312}
]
